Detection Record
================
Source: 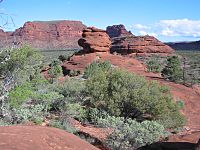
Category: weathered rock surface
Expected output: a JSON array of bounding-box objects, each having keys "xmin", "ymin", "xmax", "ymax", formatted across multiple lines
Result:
[
  {"xmin": 111, "ymin": 35, "xmax": 174, "ymax": 54},
  {"xmin": 78, "ymin": 27, "xmax": 111, "ymax": 52},
  {"xmin": 106, "ymin": 24, "xmax": 174, "ymax": 54},
  {"xmin": 0, "ymin": 125, "xmax": 99, "ymax": 150},
  {"xmin": 106, "ymin": 24, "xmax": 133, "ymax": 38},
  {"xmin": 0, "ymin": 20, "xmax": 86, "ymax": 50}
]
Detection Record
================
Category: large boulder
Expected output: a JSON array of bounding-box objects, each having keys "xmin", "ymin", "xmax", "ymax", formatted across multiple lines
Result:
[
  {"xmin": 78, "ymin": 27, "xmax": 111, "ymax": 52},
  {"xmin": 0, "ymin": 126, "xmax": 99, "ymax": 150}
]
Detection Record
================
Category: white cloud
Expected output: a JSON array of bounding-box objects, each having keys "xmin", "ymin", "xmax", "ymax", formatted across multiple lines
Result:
[
  {"xmin": 131, "ymin": 19, "xmax": 200, "ymax": 38},
  {"xmin": 139, "ymin": 30, "xmax": 157, "ymax": 37},
  {"xmin": 131, "ymin": 24, "xmax": 150, "ymax": 30},
  {"xmin": 158, "ymin": 19, "xmax": 200, "ymax": 37}
]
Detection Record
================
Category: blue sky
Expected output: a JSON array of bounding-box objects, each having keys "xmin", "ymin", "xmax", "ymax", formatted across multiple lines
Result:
[{"xmin": 1, "ymin": 0, "xmax": 200, "ymax": 42}]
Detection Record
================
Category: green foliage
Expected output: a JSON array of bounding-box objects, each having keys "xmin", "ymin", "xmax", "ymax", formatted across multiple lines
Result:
[
  {"xmin": 64, "ymin": 103, "xmax": 87, "ymax": 122},
  {"xmin": 176, "ymin": 100, "xmax": 185, "ymax": 109},
  {"xmin": 162, "ymin": 56, "xmax": 183, "ymax": 82},
  {"xmin": 106, "ymin": 120, "xmax": 164, "ymax": 150},
  {"xmin": 8, "ymin": 78, "xmax": 63, "ymax": 110},
  {"xmin": 56, "ymin": 79, "xmax": 85, "ymax": 103},
  {"xmin": 48, "ymin": 60, "xmax": 63, "ymax": 78},
  {"xmin": 83, "ymin": 60, "xmax": 112, "ymax": 79},
  {"xmin": 49, "ymin": 119, "xmax": 77, "ymax": 133},
  {"xmin": 146, "ymin": 57, "xmax": 161, "ymax": 73},
  {"xmin": 13, "ymin": 104, "xmax": 45, "ymax": 124},
  {"xmin": 8, "ymin": 82, "xmax": 34, "ymax": 108},
  {"xmin": 86, "ymin": 68, "xmax": 185, "ymax": 128},
  {"xmin": 69, "ymin": 70, "xmax": 81, "ymax": 77},
  {"xmin": 0, "ymin": 46, "xmax": 43, "ymax": 87}
]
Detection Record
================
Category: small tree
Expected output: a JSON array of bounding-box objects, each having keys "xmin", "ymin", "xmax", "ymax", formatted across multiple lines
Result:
[
  {"xmin": 48, "ymin": 60, "xmax": 63, "ymax": 78},
  {"xmin": 161, "ymin": 56, "xmax": 183, "ymax": 83}
]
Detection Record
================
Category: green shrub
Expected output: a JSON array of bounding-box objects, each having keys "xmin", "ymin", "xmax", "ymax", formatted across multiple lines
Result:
[
  {"xmin": 48, "ymin": 60, "xmax": 63, "ymax": 78},
  {"xmin": 86, "ymin": 68, "xmax": 185, "ymax": 128},
  {"xmin": 176, "ymin": 100, "xmax": 185, "ymax": 109},
  {"xmin": 56, "ymin": 79, "xmax": 85, "ymax": 103},
  {"xmin": 49, "ymin": 119, "xmax": 77, "ymax": 133},
  {"xmin": 83, "ymin": 60, "xmax": 112, "ymax": 79},
  {"xmin": 13, "ymin": 104, "xmax": 45, "ymax": 124},
  {"xmin": 162, "ymin": 56, "xmax": 183, "ymax": 82},
  {"xmin": 146, "ymin": 58, "xmax": 161, "ymax": 73},
  {"xmin": 106, "ymin": 120, "xmax": 164, "ymax": 150},
  {"xmin": 8, "ymin": 82, "xmax": 34, "ymax": 108},
  {"xmin": 69, "ymin": 70, "xmax": 81, "ymax": 77}
]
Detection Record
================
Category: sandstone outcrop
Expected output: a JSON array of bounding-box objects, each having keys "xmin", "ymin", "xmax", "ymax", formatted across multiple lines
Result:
[
  {"xmin": 0, "ymin": 126, "xmax": 99, "ymax": 150},
  {"xmin": 0, "ymin": 20, "xmax": 86, "ymax": 50},
  {"xmin": 110, "ymin": 35, "xmax": 174, "ymax": 54},
  {"xmin": 106, "ymin": 24, "xmax": 174, "ymax": 54},
  {"xmin": 106, "ymin": 24, "xmax": 133, "ymax": 38},
  {"xmin": 78, "ymin": 27, "xmax": 111, "ymax": 52}
]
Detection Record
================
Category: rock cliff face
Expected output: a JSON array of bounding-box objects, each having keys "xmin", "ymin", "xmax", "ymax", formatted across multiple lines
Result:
[
  {"xmin": 78, "ymin": 27, "xmax": 111, "ymax": 52},
  {"xmin": 111, "ymin": 35, "xmax": 174, "ymax": 54},
  {"xmin": 0, "ymin": 20, "xmax": 86, "ymax": 50},
  {"xmin": 106, "ymin": 24, "xmax": 174, "ymax": 54},
  {"xmin": 106, "ymin": 24, "xmax": 132, "ymax": 38}
]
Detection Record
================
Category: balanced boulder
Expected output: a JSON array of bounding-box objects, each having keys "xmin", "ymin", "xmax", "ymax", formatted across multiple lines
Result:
[{"xmin": 78, "ymin": 27, "xmax": 111, "ymax": 52}]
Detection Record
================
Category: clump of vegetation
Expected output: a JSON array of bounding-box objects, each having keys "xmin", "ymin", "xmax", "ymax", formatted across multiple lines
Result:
[
  {"xmin": 69, "ymin": 70, "xmax": 81, "ymax": 77},
  {"xmin": 83, "ymin": 60, "xmax": 112, "ymax": 79},
  {"xmin": 48, "ymin": 60, "xmax": 63, "ymax": 78},
  {"xmin": 85, "ymin": 65, "xmax": 185, "ymax": 128},
  {"xmin": 146, "ymin": 57, "xmax": 162, "ymax": 73},
  {"xmin": 162, "ymin": 56, "xmax": 183, "ymax": 83}
]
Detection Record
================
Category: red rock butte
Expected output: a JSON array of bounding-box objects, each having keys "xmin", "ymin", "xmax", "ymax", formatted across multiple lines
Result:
[
  {"xmin": 0, "ymin": 20, "xmax": 86, "ymax": 50},
  {"xmin": 106, "ymin": 24, "xmax": 174, "ymax": 54}
]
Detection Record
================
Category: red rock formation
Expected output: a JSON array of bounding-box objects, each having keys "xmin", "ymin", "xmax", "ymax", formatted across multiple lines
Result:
[
  {"xmin": 78, "ymin": 27, "xmax": 111, "ymax": 52},
  {"xmin": 0, "ymin": 126, "xmax": 99, "ymax": 150},
  {"xmin": 107, "ymin": 24, "xmax": 174, "ymax": 54},
  {"xmin": 0, "ymin": 20, "xmax": 86, "ymax": 50},
  {"xmin": 106, "ymin": 24, "xmax": 133, "ymax": 38},
  {"xmin": 111, "ymin": 35, "xmax": 174, "ymax": 54}
]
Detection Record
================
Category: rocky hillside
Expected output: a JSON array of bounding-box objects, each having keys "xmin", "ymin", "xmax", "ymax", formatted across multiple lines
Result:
[
  {"xmin": 106, "ymin": 24, "xmax": 174, "ymax": 54},
  {"xmin": 166, "ymin": 40, "xmax": 200, "ymax": 51},
  {"xmin": 0, "ymin": 20, "xmax": 86, "ymax": 50}
]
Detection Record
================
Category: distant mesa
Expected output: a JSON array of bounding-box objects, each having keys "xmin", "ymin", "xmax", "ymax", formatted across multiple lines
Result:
[
  {"xmin": 78, "ymin": 27, "xmax": 111, "ymax": 53},
  {"xmin": 0, "ymin": 20, "xmax": 87, "ymax": 50},
  {"xmin": 166, "ymin": 40, "xmax": 200, "ymax": 51},
  {"xmin": 106, "ymin": 24, "xmax": 174, "ymax": 54}
]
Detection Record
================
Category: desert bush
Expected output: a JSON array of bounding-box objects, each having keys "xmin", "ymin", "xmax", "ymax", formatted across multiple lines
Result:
[
  {"xmin": 56, "ymin": 79, "xmax": 85, "ymax": 103},
  {"xmin": 69, "ymin": 70, "xmax": 81, "ymax": 77},
  {"xmin": 86, "ymin": 68, "xmax": 185, "ymax": 128},
  {"xmin": 146, "ymin": 57, "xmax": 161, "ymax": 73},
  {"xmin": 162, "ymin": 56, "xmax": 183, "ymax": 82},
  {"xmin": 105, "ymin": 119, "xmax": 164, "ymax": 150},
  {"xmin": 48, "ymin": 60, "xmax": 63, "ymax": 78},
  {"xmin": 49, "ymin": 118, "xmax": 77, "ymax": 133},
  {"xmin": 176, "ymin": 100, "xmax": 185, "ymax": 109},
  {"xmin": 83, "ymin": 60, "xmax": 112, "ymax": 79}
]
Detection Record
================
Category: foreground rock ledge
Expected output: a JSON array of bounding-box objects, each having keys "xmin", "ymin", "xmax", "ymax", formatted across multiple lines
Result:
[{"xmin": 0, "ymin": 126, "xmax": 99, "ymax": 150}]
